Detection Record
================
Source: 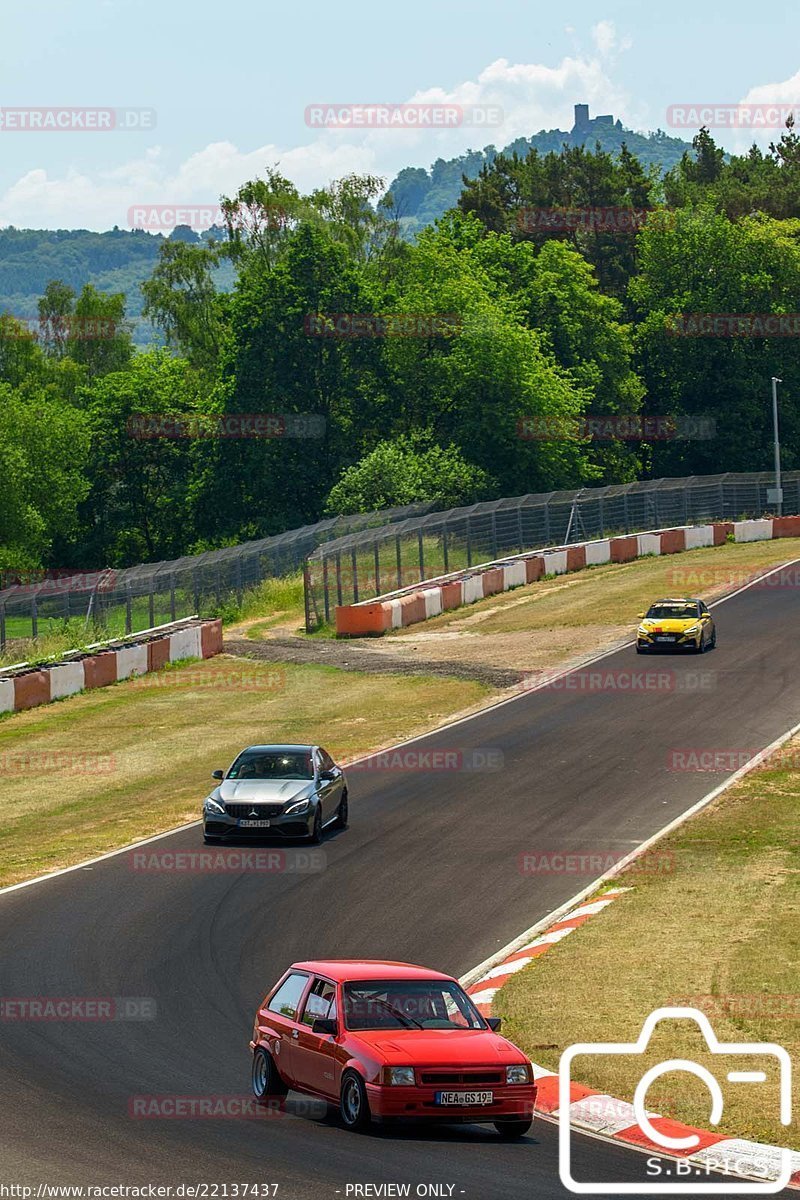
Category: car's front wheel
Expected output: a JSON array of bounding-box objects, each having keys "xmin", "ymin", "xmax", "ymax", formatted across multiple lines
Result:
[
  {"xmin": 494, "ymin": 1118, "xmax": 532, "ymax": 1140},
  {"xmin": 308, "ymin": 805, "xmax": 323, "ymax": 845},
  {"xmin": 340, "ymin": 1070, "xmax": 371, "ymax": 1131},
  {"xmin": 251, "ymin": 1047, "xmax": 288, "ymax": 1103},
  {"xmin": 333, "ymin": 789, "xmax": 348, "ymax": 829}
]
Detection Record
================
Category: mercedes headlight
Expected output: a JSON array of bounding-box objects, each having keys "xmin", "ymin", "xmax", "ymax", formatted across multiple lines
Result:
[
  {"xmin": 388, "ymin": 1067, "xmax": 415, "ymax": 1086},
  {"xmin": 284, "ymin": 798, "xmax": 310, "ymax": 815},
  {"xmin": 204, "ymin": 796, "xmax": 225, "ymax": 815},
  {"xmin": 506, "ymin": 1064, "xmax": 530, "ymax": 1085}
]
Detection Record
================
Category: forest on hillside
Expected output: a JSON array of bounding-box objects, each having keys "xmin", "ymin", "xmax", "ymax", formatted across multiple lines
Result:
[{"xmin": 2, "ymin": 125, "xmax": 800, "ymax": 576}]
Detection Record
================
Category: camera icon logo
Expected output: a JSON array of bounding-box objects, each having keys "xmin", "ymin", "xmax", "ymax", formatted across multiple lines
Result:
[{"xmin": 558, "ymin": 1006, "xmax": 792, "ymax": 1194}]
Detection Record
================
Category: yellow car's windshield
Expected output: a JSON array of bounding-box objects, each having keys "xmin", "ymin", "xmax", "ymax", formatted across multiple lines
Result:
[{"xmin": 646, "ymin": 603, "xmax": 700, "ymax": 620}]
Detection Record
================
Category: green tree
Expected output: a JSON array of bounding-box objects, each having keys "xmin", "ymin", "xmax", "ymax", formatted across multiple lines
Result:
[
  {"xmin": 74, "ymin": 351, "xmax": 202, "ymax": 564},
  {"xmin": 142, "ymin": 240, "xmax": 229, "ymax": 376},
  {"xmin": 325, "ymin": 436, "xmax": 490, "ymax": 514},
  {"xmin": 631, "ymin": 208, "xmax": 800, "ymax": 474},
  {"xmin": 0, "ymin": 384, "xmax": 90, "ymax": 570}
]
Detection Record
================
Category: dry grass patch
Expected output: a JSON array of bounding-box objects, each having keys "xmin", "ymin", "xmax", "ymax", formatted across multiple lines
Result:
[{"xmin": 496, "ymin": 744, "xmax": 800, "ymax": 1148}]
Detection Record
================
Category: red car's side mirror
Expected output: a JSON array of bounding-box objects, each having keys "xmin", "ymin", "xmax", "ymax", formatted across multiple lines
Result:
[
  {"xmin": 311, "ymin": 1017, "xmax": 338, "ymax": 1036},
  {"xmin": 486, "ymin": 1016, "xmax": 502, "ymax": 1031}
]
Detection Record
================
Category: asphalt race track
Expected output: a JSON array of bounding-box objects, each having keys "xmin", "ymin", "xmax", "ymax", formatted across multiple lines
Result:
[{"xmin": 2, "ymin": 574, "xmax": 799, "ymax": 1199}]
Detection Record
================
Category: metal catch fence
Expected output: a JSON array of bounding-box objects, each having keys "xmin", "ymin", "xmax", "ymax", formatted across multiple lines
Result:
[
  {"xmin": 0, "ymin": 503, "xmax": 433, "ymax": 651},
  {"xmin": 304, "ymin": 472, "xmax": 800, "ymax": 629}
]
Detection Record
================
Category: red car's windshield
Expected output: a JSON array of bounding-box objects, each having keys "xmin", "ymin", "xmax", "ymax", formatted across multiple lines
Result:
[{"xmin": 343, "ymin": 980, "xmax": 485, "ymax": 1031}]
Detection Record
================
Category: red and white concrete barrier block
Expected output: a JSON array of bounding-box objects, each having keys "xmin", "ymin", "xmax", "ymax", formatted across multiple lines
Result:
[
  {"xmin": 0, "ymin": 617, "xmax": 224, "ymax": 718},
  {"xmin": 334, "ymin": 517, "xmax": 800, "ymax": 636}
]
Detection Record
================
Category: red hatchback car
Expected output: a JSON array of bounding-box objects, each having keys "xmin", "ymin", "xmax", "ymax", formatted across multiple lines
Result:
[{"xmin": 249, "ymin": 959, "xmax": 537, "ymax": 1137}]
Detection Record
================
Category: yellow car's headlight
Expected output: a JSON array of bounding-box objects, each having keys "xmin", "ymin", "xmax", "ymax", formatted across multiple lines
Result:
[{"xmin": 683, "ymin": 625, "xmax": 700, "ymax": 636}]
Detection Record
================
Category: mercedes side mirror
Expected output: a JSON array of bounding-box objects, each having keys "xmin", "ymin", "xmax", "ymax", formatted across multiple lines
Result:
[
  {"xmin": 211, "ymin": 769, "xmax": 224, "ymax": 780},
  {"xmin": 312, "ymin": 1017, "xmax": 338, "ymax": 1036}
]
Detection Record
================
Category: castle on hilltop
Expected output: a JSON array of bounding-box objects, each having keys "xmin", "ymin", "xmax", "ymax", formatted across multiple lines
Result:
[{"xmin": 571, "ymin": 104, "xmax": 623, "ymax": 134}]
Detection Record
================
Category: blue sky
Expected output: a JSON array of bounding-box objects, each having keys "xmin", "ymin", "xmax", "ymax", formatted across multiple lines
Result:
[{"xmin": 2, "ymin": 0, "xmax": 799, "ymax": 229}]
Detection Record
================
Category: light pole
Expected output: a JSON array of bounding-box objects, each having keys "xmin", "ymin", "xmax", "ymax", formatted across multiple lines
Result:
[{"xmin": 771, "ymin": 376, "xmax": 783, "ymax": 516}]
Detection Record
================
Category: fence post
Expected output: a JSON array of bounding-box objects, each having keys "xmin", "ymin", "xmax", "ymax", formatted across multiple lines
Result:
[
  {"xmin": 303, "ymin": 562, "xmax": 313, "ymax": 632},
  {"xmin": 335, "ymin": 553, "xmax": 343, "ymax": 606},
  {"xmin": 418, "ymin": 529, "xmax": 424, "ymax": 582},
  {"xmin": 0, "ymin": 602, "xmax": 5, "ymax": 652},
  {"xmin": 598, "ymin": 496, "xmax": 604, "ymax": 537},
  {"xmin": 517, "ymin": 505, "xmax": 524, "ymax": 553},
  {"xmin": 466, "ymin": 518, "xmax": 472, "ymax": 568},
  {"xmin": 234, "ymin": 557, "xmax": 243, "ymax": 606},
  {"xmin": 170, "ymin": 574, "xmax": 176, "ymax": 622},
  {"xmin": 374, "ymin": 542, "xmax": 381, "ymax": 596},
  {"xmin": 351, "ymin": 546, "xmax": 359, "ymax": 604},
  {"xmin": 491, "ymin": 511, "xmax": 498, "ymax": 559},
  {"xmin": 193, "ymin": 569, "xmax": 200, "ymax": 616},
  {"xmin": 544, "ymin": 500, "xmax": 551, "ymax": 544},
  {"xmin": 125, "ymin": 583, "xmax": 132, "ymax": 635},
  {"xmin": 443, "ymin": 525, "xmax": 449, "ymax": 573},
  {"xmin": 623, "ymin": 491, "xmax": 630, "ymax": 533},
  {"xmin": 148, "ymin": 586, "xmax": 155, "ymax": 629},
  {"xmin": 395, "ymin": 534, "xmax": 402, "ymax": 590},
  {"xmin": 31, "ymin": 595, "xmax": 38, "ymax": 641},
  {"xmin": 322, "ymin": 556, "xmax": 331, "ymax": 623}
]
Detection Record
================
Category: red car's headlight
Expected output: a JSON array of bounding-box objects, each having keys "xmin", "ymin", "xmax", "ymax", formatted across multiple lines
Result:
[
  {"xmin": 506, "ymin": 1064, "xmax": 530, "ymax": 1085},
  {"xmin": 384, "ymin": 1066, "xmax": 416, "ymax": 1086}
]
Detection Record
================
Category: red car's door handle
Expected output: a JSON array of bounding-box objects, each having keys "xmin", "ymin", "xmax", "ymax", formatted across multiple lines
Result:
[{"xmin": 292, "ymin": 1030, "xmax": 299, "ymax": 1039}]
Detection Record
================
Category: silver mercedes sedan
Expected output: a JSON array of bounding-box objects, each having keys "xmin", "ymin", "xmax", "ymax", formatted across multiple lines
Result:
[{"xmin": 202, "ymin": 744, "xmax": 348, "ymax": 844}]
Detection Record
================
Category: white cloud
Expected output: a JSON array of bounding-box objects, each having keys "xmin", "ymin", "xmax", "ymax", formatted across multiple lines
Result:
[
  {"xmin": 0, "ymin": 44, "xmax": 635, "ymax": 231},
  {"xmin": 591, "ymin": 20, "xmax": 633, "ymax": 59}
]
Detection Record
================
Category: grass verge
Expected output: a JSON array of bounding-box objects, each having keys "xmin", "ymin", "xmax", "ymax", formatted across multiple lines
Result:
[
  {"xmin": 0, "ymin": 654, "xmax": 489, "ymax": 888},
  {"xmin": 496, "ymin": 740, "xmax": 800, "ymax": 1149}
]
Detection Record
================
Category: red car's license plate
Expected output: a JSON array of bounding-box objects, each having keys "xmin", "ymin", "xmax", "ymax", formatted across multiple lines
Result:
[{"xmin": 435, "ymin": 1090, "xmax": 493, "ymax": 1105}]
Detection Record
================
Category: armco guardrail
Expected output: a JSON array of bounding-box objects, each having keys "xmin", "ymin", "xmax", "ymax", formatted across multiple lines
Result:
[
  {"xmin": 334, "ymin": 516, "xmax": 800, "ymax": 636},
  {"xmin": 0, "ymin": 617, "xmax": 223, "ymax": 716},
  {"xmin": 306, "ymin": 472, "xmax": 800, "ymax": 629}
]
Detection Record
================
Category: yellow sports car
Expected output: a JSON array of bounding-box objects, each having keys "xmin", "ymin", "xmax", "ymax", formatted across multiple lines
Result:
[{"xmin": 636, "ymin": 597, "xmax": 716, "ymax": 654}]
